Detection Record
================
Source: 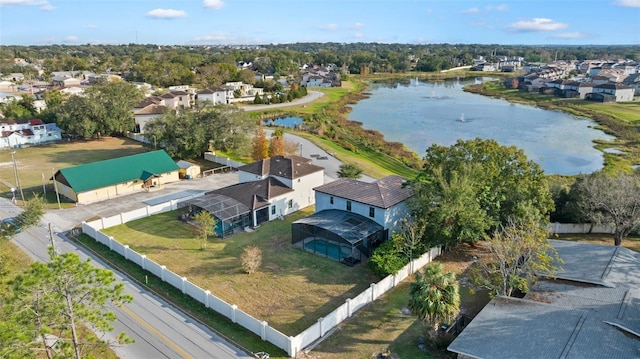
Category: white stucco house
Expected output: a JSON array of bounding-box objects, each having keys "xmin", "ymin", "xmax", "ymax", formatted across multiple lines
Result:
[
  {"xmin": 178, "ymin": 156, "xmax": 324, "ymax": 237},
  {"xmin": 197, "ymin": 86, "xmax": 231, "ymax": 105}
]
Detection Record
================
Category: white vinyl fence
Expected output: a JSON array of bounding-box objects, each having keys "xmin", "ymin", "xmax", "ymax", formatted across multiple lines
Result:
[
  {"xmin": 203, "ymin": 151, "xmax": 245, "ymax": 169},
  {"xmin": 548, "ymin": 223, "xmax": 615, "ymax": 234},
  {"xmin": 82, "ymin": 201, "xmax": 441, "ymax": 357}
]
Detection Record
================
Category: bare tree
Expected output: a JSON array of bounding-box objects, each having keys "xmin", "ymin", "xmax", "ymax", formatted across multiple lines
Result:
[{"xmin": 574, "ymin": 172, "xmax": 640, "ymax": 246}]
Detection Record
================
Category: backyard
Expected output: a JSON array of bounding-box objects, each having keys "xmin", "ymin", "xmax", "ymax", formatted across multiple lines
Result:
[{"xmin": 101, "ymin": 208, "xmax": 380, "ymax": 335}]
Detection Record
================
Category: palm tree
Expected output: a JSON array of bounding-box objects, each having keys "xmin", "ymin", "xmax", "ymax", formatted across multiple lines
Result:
[
  {"xmin": 408, "ymin": 263, "xmax": 460, "ymax": 341},
  {"xmin": 337, "ymin": 163, "xmax": 363, "ymax": 179}
]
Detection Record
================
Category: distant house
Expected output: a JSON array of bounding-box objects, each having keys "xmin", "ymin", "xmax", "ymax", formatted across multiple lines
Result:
[
  {"xmin": 562, "ymin": 81, "xmax": 593, "ymax": 99},
  {"xmin": 178, "ymin": 156, "xmax": 324, "ymax": 237},
  {"xmin": 52, "ymin": 150, "xmax": 180, "ymax": 204},
  {"xmin": 0, "ymin": 119, "xmax": 62, "ymax": 148},
  {"xmin": 52, "ymin": 76, "xmax": 81, "ymax": 88},
  {"xmin": 160, "ymin": 91, "xmax": 191, "ymax": 109},
  {"xmin": 196, "ymin": 87, "xmax": 230, "ymax": 105},
  {"xmin": 448, "ymin": 240, "xmax": 640, "ymax": 359},
  {"xmin": 291, "ymin": 176, "xmax": 412, "ymax": 264},
  {"xmin": 588, "ymin": 83, "xmax": 635, "ymax": 102},
  {"xmin": 134, "ymin": 103, "xmax": 166, "ymax": 133}
]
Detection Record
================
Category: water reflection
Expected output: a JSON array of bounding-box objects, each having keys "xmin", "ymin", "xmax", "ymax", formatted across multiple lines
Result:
[{"xmin": 348, "ymin": 78, "xmax": 614, "ymax": 175}]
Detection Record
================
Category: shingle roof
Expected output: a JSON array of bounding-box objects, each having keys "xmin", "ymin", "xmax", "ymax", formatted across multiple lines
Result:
[
  {"xmin": 134, "ymin": 104, "xmax": 166, "ymax": 115},
  {"xmin": 313, "ymin": 175, "xmax": 412, "ymax": 209},
  {"xmin": 238, "ymin": 155, "xmax": 323, "ymax": 180},
  {"xmin": 55, "ymin": 150, "xmax": 179, "ymax": 193},
  {"xmin": 207, "ymin": 177, "xmax": 293, "ymax": 210},
  {"xmin": 448, "ymin": 240, "xmax": 640, "ymax": 359}
]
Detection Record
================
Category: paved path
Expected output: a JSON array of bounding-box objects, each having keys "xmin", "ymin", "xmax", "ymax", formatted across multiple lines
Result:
[{"xmin": 241, "ymin": 90, "xmax": 324, "ymax": 111}]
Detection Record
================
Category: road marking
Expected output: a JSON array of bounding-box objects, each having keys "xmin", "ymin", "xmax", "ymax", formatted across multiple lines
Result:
[{"xmin": 120, "ymin": 305, "xmax": 194, "ymax": 359}]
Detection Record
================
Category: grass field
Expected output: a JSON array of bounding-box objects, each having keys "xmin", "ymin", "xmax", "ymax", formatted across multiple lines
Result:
[
  {"xmin": 0, "ymin": 137, "xmax": 149, "ymax": 206},
  {"xmin": 101, "ymin": 208, "xmax": 380, "ymax": 335}
]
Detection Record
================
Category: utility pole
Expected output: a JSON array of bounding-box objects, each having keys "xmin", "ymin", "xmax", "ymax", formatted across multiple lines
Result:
[{"xmin": 10, "ymin": 151, "xmax": 25, "ymax": 205}]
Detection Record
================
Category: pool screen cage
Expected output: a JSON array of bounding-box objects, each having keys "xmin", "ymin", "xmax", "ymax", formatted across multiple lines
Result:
[
  {"xmin": 291, "ymin": 209, "xmax": 385, "ymax": 266},
  {"xmin": 178, "ymin": 193, "xmax": 252, "ymax": 238}
]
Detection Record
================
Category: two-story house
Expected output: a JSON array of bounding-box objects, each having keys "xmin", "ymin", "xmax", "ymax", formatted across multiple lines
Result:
[
  {"xmin": 1, "ymin": 119, "xmax": 62, "ymax": 148},
  {"xmin": 291, "ymin": 175, "xmax": 412, "ymax": 265},
  {"xmin": 179, "ymin": 156, "xmax": 324, "ymax": 237}
]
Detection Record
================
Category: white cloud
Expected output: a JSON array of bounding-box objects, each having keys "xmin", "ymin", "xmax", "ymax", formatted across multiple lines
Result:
[
  {"xmin": 461, "ymin": 7, "xmax": 480, "ymax": 13},
  {"xmin": 84, "ymin": 24, "xmax": 97, "ymax": 29},
  {"xmin": 507, "ymin": 18, "xmax": 568, "ymax": 32},
  {"xmin": 613, "ymin": 0, "xmax": 640, "ymax": 6},
  {"xmin": 0, "ymin": 0, "xmax": 54, "ymax": 11},
  {"xmin": 64, "ymin": 35, "xmax": 79, "ymax": 43},
  {"xmin": 351, "ymin": 22, "xmax": 364, "ymax": 29},
  {"xmin": 487, "ymin": 4, "xmax": 509, "ymax": 12},
  {"xmin": 203, "ymin": 0, "xmax": 225, "ymax": 10},
  {"xmin": 146, "ymin": 8, "xmax": 187, "ymax": 19},
  {"xmin": 319, "ymin": 23, "xmax": 339, "ymax": 31},
  {"xmin": 551, "ymin": 32, "xmax": 588, "ymax": 39}
]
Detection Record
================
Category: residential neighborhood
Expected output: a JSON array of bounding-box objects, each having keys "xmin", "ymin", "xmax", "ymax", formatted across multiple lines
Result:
[{"xmin": 0, "ymin": 40, "xmax": 638, "ymax": 359}]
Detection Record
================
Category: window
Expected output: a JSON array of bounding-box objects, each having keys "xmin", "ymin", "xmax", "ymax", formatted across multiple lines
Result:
[
  {"xmin": 330, "ymin": 196, "xmax": 334, "ymax": 204},
  {"xmin": 271, "ymin": 206, "xmax": 276, "ymax": 215},
  {"xmin": 288, "ymin": 200, "xmax": 293, "ymax": 209},
  {"xmin": 369, "ymin": 207, "xmax": 375, "ymax": 218},
  {"xmin": 346, "ymin": 201, "xmax": 352, "ymax": 211}
]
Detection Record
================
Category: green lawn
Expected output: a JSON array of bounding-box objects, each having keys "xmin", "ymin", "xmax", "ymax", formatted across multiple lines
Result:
[
  {"xmin": 101, "ymin": 208, "xmax": 380, "ymax": 335},
  {"xmin": 0, "ymin": 137, "xmax": 148, "ymax": 206}
]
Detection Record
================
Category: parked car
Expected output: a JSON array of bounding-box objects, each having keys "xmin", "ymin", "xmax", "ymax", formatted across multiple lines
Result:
[{"xmin": 1, "ymin": 217, "xmax": 22, "ymax": 235}]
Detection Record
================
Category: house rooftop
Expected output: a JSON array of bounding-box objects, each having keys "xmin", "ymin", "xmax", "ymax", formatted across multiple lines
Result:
[
  {"xmin": 313, "ymin": 175, "xmax": 412, "ymax": 209},
  {"xmin": 448, "ymin": 240, "xmax": 640, "ymax": 359},
  {"xmin": 54, "ymin": 150, "xmax": 179, "ymax": 193},
  {"xmin": 207, "ymin": 177, "xmax": 293, "ymax": 210},
  {"xmin": 238, "ymin": 155, "xmax": 324, "ymax": 180}
]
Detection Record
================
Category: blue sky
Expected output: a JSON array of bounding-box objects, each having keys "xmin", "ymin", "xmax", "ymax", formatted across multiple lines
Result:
[{"xmin": 1, "ymin": 0, "xmax": 639, "ymax": 46}]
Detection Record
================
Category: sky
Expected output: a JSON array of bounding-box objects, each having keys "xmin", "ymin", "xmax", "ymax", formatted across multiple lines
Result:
[{"xmin": 0, "ymin": 0, "xmax": 639, "ymax": 46}]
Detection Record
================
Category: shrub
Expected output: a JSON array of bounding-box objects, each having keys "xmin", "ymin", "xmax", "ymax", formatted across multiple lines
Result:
[
  {"xmin": 368, "ymin": 240, "xmax": 408, "ymax": 277},
  {"xmin": 241, "ymin": 246, "xmax": 262, "ymax": 274}
]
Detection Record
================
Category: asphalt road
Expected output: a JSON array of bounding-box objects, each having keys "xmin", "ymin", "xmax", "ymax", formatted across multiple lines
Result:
[{"xmin": 2, "ymin": 201, "xmax": 253, "ymax": 359}]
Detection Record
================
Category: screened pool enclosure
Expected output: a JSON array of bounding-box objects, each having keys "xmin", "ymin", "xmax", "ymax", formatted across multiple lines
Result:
[{"xmin": 291, "ymin": 209, "xmax": 385, "ymax": 266}]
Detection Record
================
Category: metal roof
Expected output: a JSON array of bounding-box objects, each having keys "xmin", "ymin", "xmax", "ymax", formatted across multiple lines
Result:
[
  {"xmin": 179, "ymin": 193, "xmax": 250, "ymax": 222},
  {"xmin": 55, "ymin": 150, "xmax": 179, "ymax": 193}
]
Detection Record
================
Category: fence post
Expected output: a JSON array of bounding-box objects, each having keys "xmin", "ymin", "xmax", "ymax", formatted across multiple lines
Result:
[
  {"xmin": 318, "ymin": 317, "xmax": 324, "ymax": 337},
  {"xmin": 261, "ymin": 321, "xmax": 267, "ymax": 340},
  {"xmin": 160, "ymin": 265, "xmax": 166, "ymax": 281},
  {"xmin": 141, "ymin": 255, "xmax": 146, "ymax": 270},
  {"xmin": 288, "ymin": 336, "xmax": 296, "ymax": 358},
  {"xmin": 346, "ymin": 298, "xmax": 352, "ymax": 317},
  {"xmin": 370, "ymin": 283, "xmax": 376, "ymax": 302},
  {"xmin": 181, "ymin": 277, "xmax": 187, "ymax": 294},
  {"xmin": 108, "ymin": 236, "xmax": 114, "ymax": 250},
  {"xmin": 231, "ymin": 304, "xmax": 238, "ymax": 323},
  {"xmin": 204, "ymin": 290, "xmax": 210, "ymax": 308},
  {"xmin": 101, "ymin": 217, "xmax": 106, "ymax": 229},
  {"xmin": 124, "ymin": 245, "xmax": 129, "ymax": 260},
  {"xmin": 120, "ymin": 213, "xmax": 125, "ymax": 225}
]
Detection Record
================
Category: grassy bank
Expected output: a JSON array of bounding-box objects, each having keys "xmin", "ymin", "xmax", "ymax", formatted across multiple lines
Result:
[{"xmin": 465, "ymin": 80, "xmax": 640, "ymax": 173}]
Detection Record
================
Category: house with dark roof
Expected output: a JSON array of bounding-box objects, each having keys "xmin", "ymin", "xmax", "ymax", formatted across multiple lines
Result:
[
  {"xmin": 52, "ymin": 150, "xmax": 180, "ymax": 204},
  {"xmin": 448, "ymin": 240, "xmax": 640, "ymax": 359},
  {"xmin": 179, "ymin": 156, "xmax": 324, "ymax": 237},
  {"xmin": 291, "ymin": 176, "xmax": 413, "ymax": 264}
]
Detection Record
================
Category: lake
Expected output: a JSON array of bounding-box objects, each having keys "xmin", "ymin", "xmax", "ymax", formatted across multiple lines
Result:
[{"xmin": 347, "ymin": 77, "xmax": 615, "ymax": 175}]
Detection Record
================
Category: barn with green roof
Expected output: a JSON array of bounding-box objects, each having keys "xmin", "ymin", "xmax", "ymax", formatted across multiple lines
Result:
[{"xmin": 52, "ymin": 150, "xmax": 180, "ymax": 204}]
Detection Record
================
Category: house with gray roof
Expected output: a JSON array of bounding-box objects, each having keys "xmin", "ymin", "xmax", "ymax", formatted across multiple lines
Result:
[
  {"xmin": 448, "ymin": 240, "xmax": 640, "ymax": 359},
  {"xmin": 291, "ymin": 176, "xmax": 413, "ymax": 265},
  {"xmin": 179, "ymin": 156, "xmax": 324, "ymax": 237}
]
